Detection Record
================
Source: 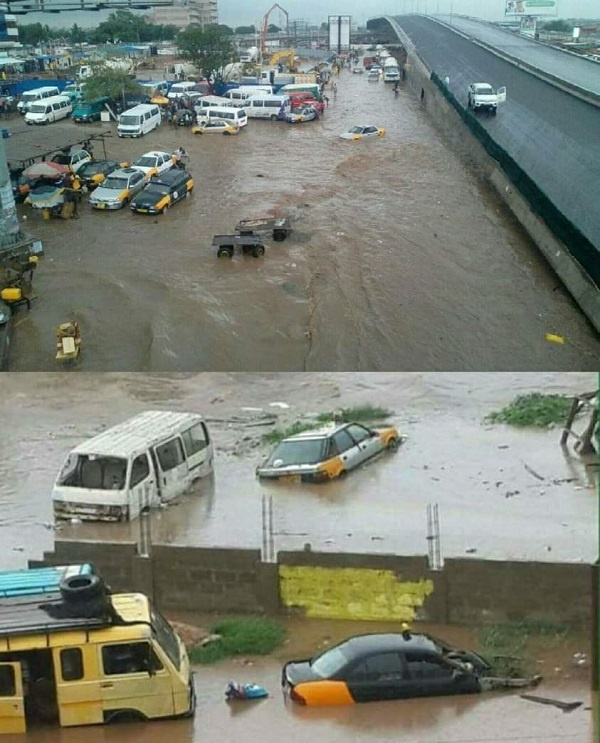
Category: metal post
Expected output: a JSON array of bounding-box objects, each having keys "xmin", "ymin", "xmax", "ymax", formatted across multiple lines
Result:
[{"xmin": 268, "ymin": 495, "xmax": 274, "ymax": 562}]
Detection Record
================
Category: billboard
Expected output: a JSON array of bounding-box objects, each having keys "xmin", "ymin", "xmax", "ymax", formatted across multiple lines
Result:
[
  {"xmin": 328, "ymin": 15, "xmax": 351, "ymax": 52},
  {"xmin": 504, "ymin": 0, "xmax": 557, "ymax": 16},
  {"xmin": 520, "ymin": 15, "xmax": 537, "ymax": 36}
]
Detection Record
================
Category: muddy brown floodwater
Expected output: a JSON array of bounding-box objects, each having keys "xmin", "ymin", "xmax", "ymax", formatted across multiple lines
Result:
[
  {"xmin": 0, "ymin": 372, "xmax": 596, "ymax": 569},
  {"xmin": 7, "ymin": 63, "xmax": 600, "ymax": 370}
]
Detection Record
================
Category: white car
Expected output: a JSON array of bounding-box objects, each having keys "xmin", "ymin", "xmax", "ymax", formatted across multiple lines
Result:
[
  {"xmin": 50, "ymin": 149, "xmax": 92, "ymax": 174},
  {"xmin": 130, "ymin": 151, "xmax": 174, "ymax": 180},
  {"xmin": 467, "ymin": 82, "xmax": 506, "ymax": 115}
]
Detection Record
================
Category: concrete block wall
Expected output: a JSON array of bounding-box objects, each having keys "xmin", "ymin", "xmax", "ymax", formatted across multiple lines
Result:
[{"xmin": 30, "ymin": 541, "xmax": 592, "ymax": 625}]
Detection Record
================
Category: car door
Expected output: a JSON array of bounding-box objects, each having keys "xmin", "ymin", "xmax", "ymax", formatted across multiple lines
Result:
[
  {"xmin": 98, "ymin": 641, "xmax": 174, "ymax": 720},
  {"xmin": 152, "ymin": 435, "xmax": 189, "ymax": 503},
  {"xmin": 345, "ymin": 652, "xmax": 409, "ymax": 703},
  {"xmin": 404, "ymin": 652, "xmax": 463, "ymax": 698},
  {"xmin": 365, "ymin": 126, "xmax": 378, "ymax": 137},
  {"xmin": 345, "ymin": 423, "xmax": 381, "ymax": 465},
  {"xmin": 0, "ymin": 662, "xmax": 26, "ymax": 733},
  {"xmin": 329, "ymin": 428, "xmax": 360, "ymax": 472},
  {"xmin": 130, "ymin": 171, "xmax": 145, "ymax": 195},
  {"xmin": 181, "ymin": 422, "xmax": 212, "ymax": 478},
  {"xmin": 129, "ymin": 452, "xmax": 160, "ymax": 516}
]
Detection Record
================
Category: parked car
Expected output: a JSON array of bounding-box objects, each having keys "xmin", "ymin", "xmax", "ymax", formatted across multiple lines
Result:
[
  {"xmin": 290, "ymin": 96, "xmax": 325, "ymax": 113},
  {"xmin": 339, "ymin": 125, "xmax": 385, "ymax": 141},
  {"xmin": 467, "ymin": 82, "xmax": 506, "ymax": 115},
  {"xmin": 130, "ymin": 151, "xmax": 175, "ymax": 180},
  {"xmin": 256, "ymin": 421, "xmax": 401, "ymax": 483},
  {"xmin": 89, "ymin": 167, "xmax": 146, "ymax": 210},
  {"xmin": 50, "ymin": 149, "xmax": 92, "ymax": 174},
  {"xmin": 192, "ymin": 120, "xmax": 240, "ymax": 135},
  {"xmin": 78, "ymin": 159, "xmax": 129, "ymax": 190},
  {"xmin": 282, "ymin": 632, "xmax": 493, "ymax": 706},
  {"xmin": 130, "ymin": 169, "xmax": 194, "ymax": 214},
  {"xmin": 285, "ymin": 106, "xmax": 319, "ymax": 124}
]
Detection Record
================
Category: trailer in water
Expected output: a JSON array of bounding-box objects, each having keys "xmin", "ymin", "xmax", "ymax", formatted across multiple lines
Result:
[{"xmin": 234, "ymin": 216, "xmax": 292, "ymax": 242}]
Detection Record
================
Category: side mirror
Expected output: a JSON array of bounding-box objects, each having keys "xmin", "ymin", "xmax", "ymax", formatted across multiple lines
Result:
[{"xmin": 452, "ymin": 669, "xmax": 468, "ymax": 681}]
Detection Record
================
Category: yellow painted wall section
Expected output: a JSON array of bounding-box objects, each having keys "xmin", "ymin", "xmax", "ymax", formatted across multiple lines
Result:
[{"xmin": 279, "ymin": 566, "xmax": 434, "ymax": 621}]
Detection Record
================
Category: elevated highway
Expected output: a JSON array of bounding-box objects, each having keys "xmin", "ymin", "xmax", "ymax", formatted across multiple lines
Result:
[{"xmin": 371, "ymin": 14, "xmax": 600, "ymax": 329}]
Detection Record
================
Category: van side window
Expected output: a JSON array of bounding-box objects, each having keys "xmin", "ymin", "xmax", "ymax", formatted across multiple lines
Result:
[
  {"xmin": 60, "ymin": 648, "xmax": 84, "ymax": 681},
  {"xmin": 102, "ymin": 642, "xmax": 163, "ymax": 676},
  {"xmin": 155, "ymin": 437, "xmax": 185, "ymax": 471},
  {"xmin": 0, "ymin": 665, "xmax": 16, "ymax": 695},
  {"xmin": 130, "ymin": 453, "xmax": 150, "ymax": 487},
  {"xmin": 181, "ymin": 423, "xmax": 209, "ymax": 456}
]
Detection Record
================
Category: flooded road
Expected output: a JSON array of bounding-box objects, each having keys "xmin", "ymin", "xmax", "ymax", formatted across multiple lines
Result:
[
  {"xmin": 0, "ymin": 372, "xmax": 596, "ymax": 568},
  {"xmin": 7, "ymin": 63, "xmax": 600, "ymax": 371}
]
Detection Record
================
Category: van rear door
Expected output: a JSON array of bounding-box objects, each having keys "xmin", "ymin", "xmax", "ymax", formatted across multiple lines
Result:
[
  {"xmin": 181, "ymin": 421, "xmax": 212, "ymax": 478},
  {"xmin": 152, "ymin": 436, "xmax": 189, "ymax": 502},
  {"xmin": 0, "ymin": 662, "xmax": 26, "ymax": 734}
]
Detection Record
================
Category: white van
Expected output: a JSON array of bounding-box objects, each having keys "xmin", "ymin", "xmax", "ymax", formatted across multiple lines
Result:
[
  {"xmin": 193, "ymin": 94, "xmax": 236, "ymax": 114},
  {"xmin": 17, "ymin": 86, "xmax": 60, "ymax": 114},
  {"xmin": 139, "ymin": 80, "xmax": 169, "ymax": 97},
  {"xmin": 24, "ymin": 95, "xmax": 72, "ymax": 125},
  {"xmin": 117, "ymin": 103, "xmax": 161, "ymax": 137},
  {"xmin": 197, "ymin": 106, "xmax": 248, "ymax": 127},
  {"xmin": 167, "ymin": 81, "xmax": 197, "ymax": 99},
  {"xmin": 224, "ymin": 85, "xmax": 274, "ymax": 106},
  {"xmin": 244, "ymin": 94, "xmax": 290, "ymax": 121},
  {"xmin": 52, "ymin": 410, "xmax": 214, "ymax": 522}
]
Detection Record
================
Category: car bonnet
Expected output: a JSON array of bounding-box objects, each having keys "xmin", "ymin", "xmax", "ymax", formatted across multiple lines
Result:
[{"xmin": 284, "ymin": 660, "xmax": 322, "ymax": 685}]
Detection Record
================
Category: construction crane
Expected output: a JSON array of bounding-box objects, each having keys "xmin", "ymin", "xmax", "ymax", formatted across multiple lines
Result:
[{"xmin": 261, "ymin": 3, "xmax": 289, "ymax": 57}]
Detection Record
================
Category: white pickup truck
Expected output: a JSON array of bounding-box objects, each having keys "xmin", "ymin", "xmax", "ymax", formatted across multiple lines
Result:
[{"xmin": 467, "ymin": 82, "xmax": 507, "ymax": 115}]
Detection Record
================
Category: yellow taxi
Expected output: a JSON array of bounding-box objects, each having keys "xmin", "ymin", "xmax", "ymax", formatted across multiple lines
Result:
[
  {"xmin": 192, "ymin": 119, "xmax": 240, "ymax": 136},
  {"xmin": 88, "ymin": 167, "xmax": 147, "ymax": 210}
]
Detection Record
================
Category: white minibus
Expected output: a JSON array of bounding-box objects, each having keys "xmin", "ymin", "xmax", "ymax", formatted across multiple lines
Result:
[
  {"xmin": 117, "ymin": 103, "xmax": 161, "ymax": 137},
  {"xmin": 24, "ymin": 95, "xmax": 72, "ymax": 125},
  {"xmin": 193, "ymin": 94, "xmax": 236, "ymax": 114},
  {"xmin": 224, "ymin": 85, "xmax": 274, "ymax": 106},
  {"xmin": 167, "ymin": 81, "xmax": 197, "ymax": 99},
  {"xmin": 197, "ymin": 106, "xmax": 248, "ymax": 127},
  {"xmin": 52, "ymin": 410, "xmax": 214, "ymax": 522},
  {"xmin": 244, "ymin": 94, "xmax": 290, "ymax": 120},
  {"xmin": 17, "ymin": 86, "xmax": 60, "ymax": 114}
]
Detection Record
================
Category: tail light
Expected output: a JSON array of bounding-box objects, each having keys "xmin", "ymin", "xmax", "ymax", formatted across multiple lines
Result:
[{"xmin": 290, "ymin": 687, "xmax": 306, "ymax": 705}]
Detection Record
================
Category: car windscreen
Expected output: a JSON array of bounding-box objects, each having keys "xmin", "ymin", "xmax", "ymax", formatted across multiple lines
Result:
[
  {"xmin": 348, "ymin": 126, "xmax": 363, "ymax": 134},
  {"xmin": 29, "ymin": 104, "xmax": 48, "ymax": 114},
  {"xmin": 102, "ymin": 176, "xmax": 128, "ymax": 190},
  {"xmin": 151, "ymin": 606, "xmax": 181, "ymax": 669},
  {"xmin": 52, "ymin": 154, "xmax": 70, "ymax": 164},
  {"xmin": 476, "ymin": 85, "xmax": 494, "ymax": 95},
  {"xmin": 135, "ymin": 156, "xmax": 157, "ymax": 167},
  {"xmin": 58, "ymin": 453, "xmax": 128, "ymax": 490},
  {"xmin": 310, "ymin": 643, "xmax": 350, "ymax": 677},
  {"xmin": 143, "ymin": 184, "xmax": 171, "ymax": 196},
  {"xmin": 80, "ymin": 162, "xmax": 105, "ymax": 176},
  {"xmin": 267, "ymin": 438, "xmax": 326, "ymax": 466},
  {"xmin": 120, "ymin": 115, "xmax": 139, "ymax": 125}
]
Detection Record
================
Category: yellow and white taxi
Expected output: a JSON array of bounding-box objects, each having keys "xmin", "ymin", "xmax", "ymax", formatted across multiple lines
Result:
[
  {"xmin": 339, "ymin": 125, "xmax": 386, "ymax": 141},
  {"xmin": 256, "ymin": 421, "xmax": 402, "ymax": 483},
  {"xmin": 88, "ymin": 167, "xmax": 147, "ymax": 210}
]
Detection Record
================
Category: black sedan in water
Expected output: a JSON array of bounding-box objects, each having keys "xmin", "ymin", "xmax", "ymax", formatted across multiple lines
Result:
[{"xmin": 282, "ymin": 632, "xmax": 492, "ymax": 706}]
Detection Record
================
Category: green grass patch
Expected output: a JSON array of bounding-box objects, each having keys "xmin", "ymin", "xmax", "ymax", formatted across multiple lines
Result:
[
  {"xmin": 262, "ymin": 405, "xmax": 393, "ymax": 444},
  {"xmin": 478, "ymin": 620, "xmax": 571, "ymax": 677},
  {"xmin": 315, "ymin": 405, "xmax": 393, "ymax": 423},
  {"xmin": 485, "ymin": 393, "xmax": 573, "ymax": 427},
  {"xmin": 188, "ymin": 617, "xmax": 286, "ymax": 665},
  {"xmin": 262, "ymin": 421, "xmax": 319, "ymax": 445}
]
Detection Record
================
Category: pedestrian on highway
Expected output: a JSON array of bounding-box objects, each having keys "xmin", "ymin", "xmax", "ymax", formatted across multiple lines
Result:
[
  {"xmin": 172, "ymin": 112, "xmax": 178, "ymax": 129},
  {"xmin": 444, "ymin": 75, "xmax": 450, "ymax": 87}
]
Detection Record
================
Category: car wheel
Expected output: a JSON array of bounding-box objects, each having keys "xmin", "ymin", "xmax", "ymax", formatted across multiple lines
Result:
[
  {"xmin": 162, "ymin": 204, "xmax": 170, "ymax": 214},
  {"xmin": 217, "ymin": 246, "xmax": 234, "ymax": 258},
  {"xmin": 387, "ymin": 437, "xmax": 399, "ymax": 451},
  {"xmin": 270, "ymin": 115, "xmax": 278, "ymax": 122},
  {"xmin": 252, "ymin": 244, "xmax": 265, "ymax": 258},
  {"xmin": 273, "ymin": 230, "xmax": 287, "ymax": 242}
]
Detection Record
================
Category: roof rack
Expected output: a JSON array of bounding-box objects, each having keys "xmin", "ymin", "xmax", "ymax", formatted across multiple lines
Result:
[
  {"xmin": 0, "ymin": 565, "xmax": 94, "ymax": 599},
  {"xmin": 0, "ymin": 595, "xmax": 112, "ymax": 639}
]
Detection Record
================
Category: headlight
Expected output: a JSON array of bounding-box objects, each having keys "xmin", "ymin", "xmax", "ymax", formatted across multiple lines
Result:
[{"xmin": 0, "ymin": 309, "xmax": 9, "ymax": 324}]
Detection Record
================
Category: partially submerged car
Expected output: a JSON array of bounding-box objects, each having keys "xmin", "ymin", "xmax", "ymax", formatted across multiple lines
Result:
[
  {"xmin": 88, "ymin": 167, "xmax": 146, "ymax": 210},
  {"xmin": 130, "ymin": 169, "xmax": 194, "ymax": 214},
  {"xmin": 256, "ymin": 421, "xmax": 400, "ymax": 483},
  {"xmin": 78, "ymin": 159, "xmax": 129, "ymax": 190},
  {"xmin": 282, "ymin": 631, "xmax": 494, "ymax": 706},
  {"xmin": 285, "ymin": 106, "xmax": 319, "ymax": 124},
  {"xmin": 192, "ymin": 119, "xmax": 240, "ymax": 135},
  {"xmin": 340, "ymin": 125, "xmax": 385, "ymax": 141},
  {"xmin": 131, "ymin": 150, "xmax": 175, "ymax": 180}
]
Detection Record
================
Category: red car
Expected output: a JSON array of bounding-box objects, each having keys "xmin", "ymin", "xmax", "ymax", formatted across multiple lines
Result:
[{"xmin": 289, "ymin": 95, "xmax": 325, "ymax": 113}]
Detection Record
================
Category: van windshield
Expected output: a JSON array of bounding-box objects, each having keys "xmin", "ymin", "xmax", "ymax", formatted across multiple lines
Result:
[
  {"xmin": 151, "ymin": 607, "xmax": 181, "ymax": 669},
  {"xmin": 22, "ymin": 92, "xmax": 40, "ymax": 102},
  {"xmin": 28, "ymin": 104, "xmax": 47, "ymax": 114},
  {"xmin": 58, "ymin": 453, "xmax": 128, "ymax": 490},
  {"xmin": 120, "ymin": 115, "xmax": 140, "ymax": 125}
]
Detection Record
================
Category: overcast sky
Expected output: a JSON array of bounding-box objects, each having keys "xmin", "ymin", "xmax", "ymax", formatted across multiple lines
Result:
[{"xmin": 20, "ymin": 0, "xmax": 600, "ymax": 30}]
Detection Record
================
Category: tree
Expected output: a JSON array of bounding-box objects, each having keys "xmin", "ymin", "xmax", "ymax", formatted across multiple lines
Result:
[
  {"xmin": 205, "ymin": 23, "xmax": 234, "ymax": 35},
  {"xmin": 541, "ymin": 19, "xmax": 572, "ymax": 32},
  {"xmin": 17, "ymin": 22, "xmax": 49, "ymax": 45},
  {"xmin": 235, "ymin": 25, "xmax": 256, "ymax": 35},
  {"xmin": 82, "ymin": 65, "xmax": 143, "ymax": 107},
  {"xmin": 69, "ymin": 23, "xmax": 87, "ymax": 44},
  {"xmin": 177, "ymin": 26, "xmax": 235, "ymax": 80}
]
